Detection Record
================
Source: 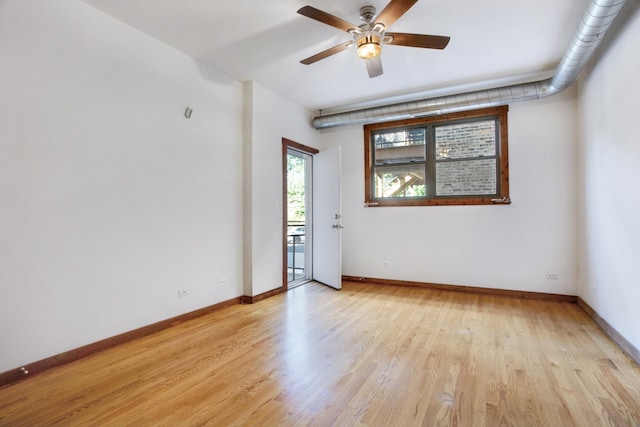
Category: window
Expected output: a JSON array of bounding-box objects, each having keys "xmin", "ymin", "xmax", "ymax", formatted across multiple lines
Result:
[{"xmin": 364, "ymin": 106, "xmax": 510, "ymax": 207}]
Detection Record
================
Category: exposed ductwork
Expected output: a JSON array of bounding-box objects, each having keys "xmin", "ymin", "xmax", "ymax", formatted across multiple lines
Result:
[{"xmin": 312, "ymin": 0, "xmax": 629, "ymax": 130}]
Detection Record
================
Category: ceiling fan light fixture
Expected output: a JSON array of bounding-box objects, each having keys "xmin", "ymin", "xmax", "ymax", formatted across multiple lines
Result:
[{"xmin": 356, "ymin": 34, "xmax": 382, "ymax": 59}]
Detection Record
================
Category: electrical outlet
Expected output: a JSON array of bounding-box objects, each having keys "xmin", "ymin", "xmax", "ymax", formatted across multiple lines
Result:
[
  {"xmin": 219, "ymin": 278, "xmax": 228, "ymax": 286},
  {"xmin": 178, "ymin": 288, "xmax": 189, "ymax": 297},
  {"xmin": 546, "ymin": 273, "xmax": 558, "ymax": 280}
]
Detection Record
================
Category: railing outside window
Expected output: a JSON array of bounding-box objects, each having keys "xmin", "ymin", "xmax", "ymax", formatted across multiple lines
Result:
[{"xmin": 287, "ymin": 222, "xmax": 306, "ymax": 282}]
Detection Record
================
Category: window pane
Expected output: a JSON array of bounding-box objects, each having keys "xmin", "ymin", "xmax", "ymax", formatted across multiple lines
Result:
[
  {"xmin": 287, "ymin": 154, "xmax": 307, "ymax": 222},
  {"xmin": 374, "ymin": 128, "xmax": 425, "ymax": 165},
  {"xmin": 436, "ymin": 159, "xmax": 496, "ymax": 196},
  {"xmin": 374, "ymin": 164, "xmax": 425, "ymax": 198},
  {"xmin": 435, "ymin": 120, "xmax": 496, "ymax": 160}
]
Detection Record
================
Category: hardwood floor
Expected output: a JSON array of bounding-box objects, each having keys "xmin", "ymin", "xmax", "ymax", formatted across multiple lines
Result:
[{"xmin": 1, "ymin": 281, "xmax": 640, "ymax": 426}]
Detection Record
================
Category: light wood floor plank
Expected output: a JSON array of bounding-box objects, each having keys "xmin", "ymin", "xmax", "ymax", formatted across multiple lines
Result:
[{"xmin": 1, "ymin": 281, "xmax": 640, "ymax": 426}]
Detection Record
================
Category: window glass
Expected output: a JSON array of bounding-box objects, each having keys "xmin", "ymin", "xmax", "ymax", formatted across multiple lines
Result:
[
  {"xmin": 435, "ymin": 159, "xmax": 497, "ymax": 196},
  {"xmin": 374, "ymin": 128, "xmax": 426, "ymax": 165},
  {"xmin": 373, "ymin": 164, "xmax": 426, "ymax": 198},
  {"xmin": 435, "ymin": 120, "xmax": 496, "ymax": 160}
]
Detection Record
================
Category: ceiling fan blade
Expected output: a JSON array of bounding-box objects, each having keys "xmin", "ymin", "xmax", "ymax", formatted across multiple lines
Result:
[
  {"xmin": 366, "ymin": 57, "xmax": 383, "ymax": 78},
  {"xmin": 297, "ymin": 6, "xmax": 359, "ymax": 33},
  {"xmin": 385, "ymin": 32, "xmax": 450, "ymax": 49},
  {"xmin": 375, "ymin": 0, "xmax": 419, "ymax": 28},
  {"xmin": 300, "ymin": 41, "xmax": 354, "ymax": 65}
]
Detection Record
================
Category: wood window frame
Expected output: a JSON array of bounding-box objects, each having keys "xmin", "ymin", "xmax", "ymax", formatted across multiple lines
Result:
[{"xmin": 364, "ymin": 105, "xmax": 510, "ymax": 207}]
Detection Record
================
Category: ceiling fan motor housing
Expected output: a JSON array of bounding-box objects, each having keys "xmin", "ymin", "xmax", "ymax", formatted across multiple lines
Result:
[
  {"xmin": 359, "ymin": 5, "xmax": 377, "ymax": 23},
  {"xmin": 356, "ymin": 6, "xmax": 384, "ymax": 59}
]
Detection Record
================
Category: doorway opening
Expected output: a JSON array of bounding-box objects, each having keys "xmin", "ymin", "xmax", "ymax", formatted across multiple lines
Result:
[{"xmin": 283, "ymin": 139, "xmax": 318, "ymax": 289}]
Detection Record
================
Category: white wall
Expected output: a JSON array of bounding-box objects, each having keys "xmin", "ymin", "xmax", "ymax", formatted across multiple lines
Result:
[
  {"xmin": 320, "ymin": 90, "xmax": 578, "ymax": 295},
  {"xmin": 577, "ymin": 4, "xmax": 640, "ymax": 351},
  {"xmin": 243, "ymin": 81, "xmax": 319, "ymax": 296},
  {"xmin": 0, "ymin": 0, "xmax": 244, "ymax": 372}
]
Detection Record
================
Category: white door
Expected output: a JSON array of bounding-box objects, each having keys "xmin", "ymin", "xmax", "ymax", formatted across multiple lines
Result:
[{"xmin": 312, "ymin": 146, "xmax": 342, "ymax": 289}]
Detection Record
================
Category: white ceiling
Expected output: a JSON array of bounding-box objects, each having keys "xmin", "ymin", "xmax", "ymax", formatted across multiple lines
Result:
[{"xmin": 81, "ymin": 0, "xmax": 588, "ymax": 113}]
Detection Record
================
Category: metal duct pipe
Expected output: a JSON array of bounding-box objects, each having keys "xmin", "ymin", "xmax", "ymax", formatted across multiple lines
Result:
[{"xmin": 312, "ymin": 0, "xmax": 629, "ymax": 130}]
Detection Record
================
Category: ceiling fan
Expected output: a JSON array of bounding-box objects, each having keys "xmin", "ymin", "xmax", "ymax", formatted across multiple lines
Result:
[{"xmin": 297, "ymin": 0, "xmax": 450, "ymax": 78}]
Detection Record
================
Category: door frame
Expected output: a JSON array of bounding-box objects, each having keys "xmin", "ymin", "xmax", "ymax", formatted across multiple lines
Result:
[{"xmin": 282, "ymin": 138, "xmax": 319, "ymax": 291}]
